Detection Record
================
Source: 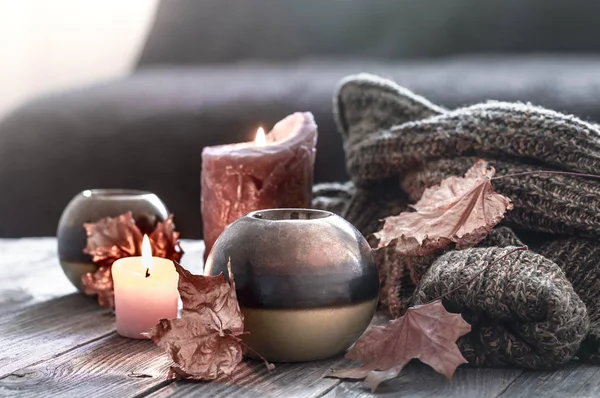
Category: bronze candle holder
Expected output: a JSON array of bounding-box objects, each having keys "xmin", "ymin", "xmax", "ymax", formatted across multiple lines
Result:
[{"xmin": 204, "ymin": 208, "xmax": 378, "ymax": 362}]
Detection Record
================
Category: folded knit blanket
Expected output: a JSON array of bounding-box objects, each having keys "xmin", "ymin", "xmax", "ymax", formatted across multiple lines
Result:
[{"xmin": 313, "ymin": 73, "xmax": 600, "ymax": 368}]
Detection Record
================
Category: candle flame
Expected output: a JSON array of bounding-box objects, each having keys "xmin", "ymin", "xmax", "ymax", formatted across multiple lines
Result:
[
  {"xmin": 142, "ymin": 234, "xmax": 153, "ymax": 272},
  {"xmin": 255, "ymin": 127, "xmax": 266, "ymax": 146}
]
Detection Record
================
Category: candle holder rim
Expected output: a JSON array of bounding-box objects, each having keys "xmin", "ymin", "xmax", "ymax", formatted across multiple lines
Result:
[
  {"xmin": 81, "ymin": 189, "xmax": 157, "ymax": 199},
  {"xmin": 247, "ymin": 208, "xmax": 333, "ymax": 221}
]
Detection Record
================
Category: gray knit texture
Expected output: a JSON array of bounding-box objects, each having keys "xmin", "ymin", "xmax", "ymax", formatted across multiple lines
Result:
[{"xmin": 313, "ymin": 73, "xmax": 600, "ymax": 368}]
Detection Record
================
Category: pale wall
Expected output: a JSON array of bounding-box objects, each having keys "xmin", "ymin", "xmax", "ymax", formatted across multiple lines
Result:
[{"xmin": 0, "ymin": 0, "xmax": 158, "ymax": 118}]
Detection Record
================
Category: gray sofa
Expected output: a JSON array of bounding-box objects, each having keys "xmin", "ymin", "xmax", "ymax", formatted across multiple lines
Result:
[{"xmin": 3, "ymin": 0, "xmax": 600, "ymax": 238}]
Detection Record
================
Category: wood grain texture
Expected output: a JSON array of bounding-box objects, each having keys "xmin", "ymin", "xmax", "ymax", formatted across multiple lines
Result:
[
  {"xmin": 0, "ymin": 239, "xmax": 205, "ymax": 380},
  {"xmin": 322, "ymin": 362, "xmax": 524, "ymax": 398},
  {"xmin": 498, "ymin": 362, "xmax": 600, "ymax": 398},
  {"xmin": 0, "ymin": 238, "xmax": 74, "ymax": 311},
  {"xmin": 148, "ymin": 357, "xmax": 347, "ymax": 398},
  {"xmin": 0, "ymin": 293, "xmax": 115, "ymax": 378},
  {"xmin": 0, "ymin": 334, "xmax": 172, "ymax": 398}
]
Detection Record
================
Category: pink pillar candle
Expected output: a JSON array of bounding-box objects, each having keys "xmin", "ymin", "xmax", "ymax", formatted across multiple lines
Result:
[
  {"xmin": 201, "ymin": 112, "xmax": 318, "ymax": 259},
  {"xmin": 112, "ymin": 236, "xmax": 179, "ymax": 339}
]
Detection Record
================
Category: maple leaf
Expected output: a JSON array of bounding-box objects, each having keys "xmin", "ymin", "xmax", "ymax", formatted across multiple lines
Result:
[
  {"xmin": 81, "ymin": 212, "xmax": 143, "ymax": 306},
  {"xmin": 146, "ymin": 260, "xmax": 249, "ymax": 380},
  {"xmin": 82, "ymin": 212, "xmax": 184, "ymax": 308},
  {"xmin": 329, "ymin": 300, "xmax": 471, "ymax": 392},
  {"xmin": 149, "ymin": 214, "xmax": 184, "ymax": 263},
  {"xmin": 81, "ymin": 266, "xmax": 114, "ymax": 308},
  {"xmin": 374, "ymin": 160, "xmax": 513, "ymax": 256},
  {"xmin": 83, "ymin": 212, "xmax": 143, "ymax": 267}
]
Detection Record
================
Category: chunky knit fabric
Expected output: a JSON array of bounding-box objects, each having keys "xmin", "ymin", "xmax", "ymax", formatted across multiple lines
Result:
[
  {"xmin": 312, "ymin": 73, "xmax": 600, "ymax": 368},
  {"xmin": 535, "ymin": 237, "xmax": 600, "ymax": 363},
  {"xmin": 414, "ymin": 246, "xmax": 588, "ymax": 369}
]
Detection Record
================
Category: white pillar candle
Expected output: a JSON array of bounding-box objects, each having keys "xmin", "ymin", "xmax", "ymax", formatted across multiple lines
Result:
[{"xmin": 112, "ymin": 235, "xmax": 179, "ymax": 339}]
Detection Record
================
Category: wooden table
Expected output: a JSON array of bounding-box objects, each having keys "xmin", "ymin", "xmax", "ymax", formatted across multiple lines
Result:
[{"xmin": 0, "ymin": 238, "xmax": 598, "ymax": 397}]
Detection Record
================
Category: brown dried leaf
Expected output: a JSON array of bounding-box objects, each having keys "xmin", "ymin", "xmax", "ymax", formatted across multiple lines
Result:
[
  {"xmin": 150, "ymin": 214, "xmax": 184, "ymax": 263},
  {"xmin": 81, "ymin": 212, "xmax": 143, "ymax": 306},
  {"xmin": 151, "ymin": 315, "xmax": 243, "ymax": 380},
  {"xmin": 146, "ymin": 261, "xmax": 247, "ymax": 380},
  {"xmin": 329, "ymin": 300, "xmax": 471, "ymax": 392},
  {"xmin": 83, "ymin": 212, "xmax": 143, "ymax": 267},
  {"xmin": 374, "ymin": 160, "xmax": 513, "ymax": 256},
  {"xmin": 81, "ymin": 212, "xmax": 184, "ymax": 308},
  {"xmin": 81, "ymin": 265, "xmax": 114, "ymax": 308}
]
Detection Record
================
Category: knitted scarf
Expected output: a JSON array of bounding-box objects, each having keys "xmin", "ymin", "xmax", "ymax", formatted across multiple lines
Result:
[{"xmin": 313, "ymin": 73, "xmax": 600, "ymax": 368}]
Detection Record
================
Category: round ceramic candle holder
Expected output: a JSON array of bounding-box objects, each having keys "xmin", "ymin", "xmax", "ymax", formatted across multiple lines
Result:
[
  {"xmin": 57, "ymin": 189, "xmax": 169, "ymax": 291},
  {"xmin": 204, "ymin": 208, "xmax": 378, "ymax": 362}
]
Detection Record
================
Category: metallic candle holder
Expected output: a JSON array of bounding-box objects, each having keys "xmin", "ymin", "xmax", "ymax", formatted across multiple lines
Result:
[
  {"xmin": 204, "ymin": 208, "xmax": 378, "ymax": 362},
  {"xmin": 57, "ymin": 189, "xmax": 169, "ymax": 291}
]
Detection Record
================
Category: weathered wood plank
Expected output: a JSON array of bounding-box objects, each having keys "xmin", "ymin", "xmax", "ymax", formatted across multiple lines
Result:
[
  {"xmin": 0, "ymin": 293, "xmax": 115, "ymax": 378},
  {"xmin": 322, "ymin": 362, "xmax": 524, "ymax": 398},
  {"xmin": 0, "ymin": 331, "xmax": 346, "ymax": 398},
  {"xmin": 148, "ymin": 357, "xmax": 347, "ymax": 398},
  {"xmin": 498, "ymin": 362, "xmax": 600, "ymax": 398},
  {"xmin": 145, "ymin": 313, "xmax": 391, "ymax": 398},
  {"xmin": 0, "ymin": 238, "xmax": 74, "ymax": 311},
  {"xmin": 0, "ymin": 238, "xmax": 57, "ymax": 269},
  {"xmin": 0, "ymin": 334, "xmax": 173, "ymax": 398},
  {"xmin": 0, "ymin": 239, "xmax": 205, "ymax": 379}
]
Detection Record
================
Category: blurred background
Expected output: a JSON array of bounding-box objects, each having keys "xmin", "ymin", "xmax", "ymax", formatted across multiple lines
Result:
[
  {"xmin": 3, "ymin": 0, "xmax": 600, "ymax": 239},
  {"xmin": 0, "ymin": 0, "xmax": 157, "ymax": 118}
]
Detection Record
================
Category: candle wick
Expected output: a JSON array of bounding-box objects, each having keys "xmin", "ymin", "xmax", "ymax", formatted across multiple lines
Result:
[{"xmin": 145, "ymin": 268, "xmax": 150, "ymax": 278}]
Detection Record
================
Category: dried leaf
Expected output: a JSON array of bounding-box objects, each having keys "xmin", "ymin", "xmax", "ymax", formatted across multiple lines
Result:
[
  {"xmin": 81, "ymin": 212, "xmax": 184, "ymax": 308},
  {"xmin": 329, "ymin": 300, "xmax": 471, "ymax": 392},
  {"xmin": 81, "ymin": 212, "xmax": 143, "ymax": 306},
  {"xmin": 374, "ymin": 160, "xmax": 513, "ymax": 256},
  {"xmin": 83, "ymin": 212, "xmax": 143, "ymax": 267},
  {"xmin": 150, "ymin": 215, "xmax": 184, "ymax": 263},
  {"xmin": 146, "ymin": 261, "xmax": 248, "ymax": 380},
  {"xmin": 81, "ymin": 266, "xmax": 114, "ymax": 308}
]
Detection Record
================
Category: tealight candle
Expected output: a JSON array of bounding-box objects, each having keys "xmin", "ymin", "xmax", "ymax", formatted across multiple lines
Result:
[
  {"xmin": 201, "ymin": 112, "xmax": 318, "ymax": 260},
  {"xmin": 112, "ymin": 235, "xmax": 179, "ymax": 339}
]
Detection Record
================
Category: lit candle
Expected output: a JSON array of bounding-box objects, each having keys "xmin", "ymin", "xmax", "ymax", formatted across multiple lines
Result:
[
  {"xmin": 112, "ymin": 235, "xmax": 179, "ymax": 339},
  {"xmin": 255, "ymin": 126, "xmax": 266, "ymax": 146},
  {"xmin": 201, "ymin": 112, "xmax": 318, "ymax": 260}
]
